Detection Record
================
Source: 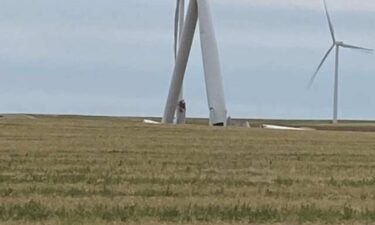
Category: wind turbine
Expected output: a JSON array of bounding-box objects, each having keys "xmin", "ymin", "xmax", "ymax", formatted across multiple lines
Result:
[
  {"xmin": 309, "ymin": 0, "xmax": 373, "ymax": 124},
  {"xmin": 163, "ymin": 0, "xmax": 227, "ymax": 126}
]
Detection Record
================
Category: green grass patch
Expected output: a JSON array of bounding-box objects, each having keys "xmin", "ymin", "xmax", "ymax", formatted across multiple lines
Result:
[{"xmin": 0, "ymin": 201, "xmax": 375, "ymax": 223}]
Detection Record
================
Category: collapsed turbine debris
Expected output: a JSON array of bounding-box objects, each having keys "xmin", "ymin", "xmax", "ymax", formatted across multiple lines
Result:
[
  {"xmin": 143, "ymin": 119, "xmax": 161, "ymax": 125},
  {"xmin": 163, "ymin": 0, "xmax": 227, "ymax": 126},
  {"xmin": 262, "ymin": 124, "xmax": 314, "ymax": 131}
]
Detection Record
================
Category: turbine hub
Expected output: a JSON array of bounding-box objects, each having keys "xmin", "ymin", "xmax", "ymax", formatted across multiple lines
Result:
[{"xmin": 335, "ymin": 41, "xmax": 344, "ymax": 46}]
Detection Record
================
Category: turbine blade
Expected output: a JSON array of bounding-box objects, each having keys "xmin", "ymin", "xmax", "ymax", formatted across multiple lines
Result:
[
  {"xmin": 308, "ymin": 44, "xmax": 335, "ymax": 88},
  {"xmin": 323, "ymin": 0, "xmax": 336, "ymax": 42},
  {"xmin": 341, "ymin": 43, "xmax": 374, "ymax": 53},
  {"xmin": 174, "ymin": 0, "xmax": 181, "ymax": 59},
  {"xmin": 179, "ymin": 0, "xmax": 185, "ymax": 37}
]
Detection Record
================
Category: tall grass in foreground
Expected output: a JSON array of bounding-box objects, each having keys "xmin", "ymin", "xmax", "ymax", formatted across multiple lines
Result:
[
  {"xmin": 0, "ymin": 115, "xmax": 375, "ymax": 224},
  {"xmin": 0, "ymin": 201, "xmax": 375, "ymax": 223}
]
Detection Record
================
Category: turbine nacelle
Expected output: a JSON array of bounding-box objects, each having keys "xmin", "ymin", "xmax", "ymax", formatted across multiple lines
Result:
[{"xmin": 335, "ymin": 41, "xmax": 344, "ymax": 46}]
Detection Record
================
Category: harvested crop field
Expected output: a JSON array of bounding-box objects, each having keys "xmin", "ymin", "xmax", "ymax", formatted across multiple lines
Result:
[{"xmin": 0, "ymin": 115, "xmax": 375, "ymax": 225}]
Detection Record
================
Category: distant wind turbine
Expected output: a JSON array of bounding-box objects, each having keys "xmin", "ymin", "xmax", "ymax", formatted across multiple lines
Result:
[{"xmin": 309, "ymin": 0, "xmax": 373, "ymax": 124}]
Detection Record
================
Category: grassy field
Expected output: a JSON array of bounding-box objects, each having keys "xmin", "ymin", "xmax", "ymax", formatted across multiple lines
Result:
[{"xmin": 0, "ymin": 114, "xmax": 375, "ymax": 225}]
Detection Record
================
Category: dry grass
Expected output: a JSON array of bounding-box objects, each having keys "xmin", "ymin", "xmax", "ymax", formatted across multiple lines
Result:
[{"xmin": 0, "ymin": 114, "xmax": 375, "ymax": 224}]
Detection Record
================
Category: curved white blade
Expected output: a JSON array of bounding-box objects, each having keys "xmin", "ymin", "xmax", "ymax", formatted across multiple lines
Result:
[
  {"xmin": 197, "ymin": 0, "xmax": 227, "ymax": 125},
  {"xmin": 323, "ymin": 0, "xmax": 336, "ymax": 43},
  {"xmin": 163, "ymin": 0, "xmax": 198, "ymax": 124},
  {"xmin": 308, "ymin": 44, "xmax": 335, "ymax": 88},
  {"xmin": 341, "ymin": 43, "xmax": 374, "ymax": 53},
  {"xmin": 174, "ymin": 0, "xmax": 181, "ymax": 59},
  {"xmin": 174, "ymin": 0, "xmax": 185, "ymax": 59},
  {"xmin": 178, "ymin": 0, "xmax": 185, "ymax": 37},
  {"xmin": 174, "ymin": 0, "xmax": 186, "ymax": 124}
]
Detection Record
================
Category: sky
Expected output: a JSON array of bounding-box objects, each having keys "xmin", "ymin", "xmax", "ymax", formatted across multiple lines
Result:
[{"xmin": 0, "ymin": 0, "xmax": 374, "ymax": 120}]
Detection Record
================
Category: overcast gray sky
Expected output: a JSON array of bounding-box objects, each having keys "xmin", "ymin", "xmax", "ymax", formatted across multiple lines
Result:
[{"xmin": 0, "ymin": 0, "xmax": 374, "ymax": 119}]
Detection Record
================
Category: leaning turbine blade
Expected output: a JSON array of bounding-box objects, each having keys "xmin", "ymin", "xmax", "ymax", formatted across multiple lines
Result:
[
  {"xmin": 178, "ymin": 0, "xmax": 185, "ymax": 37},
  {"xmin": 341, "ymin": 43, "xmax": 374, "ymax": 53},
  {"xmin": 197, "ymin": 0, "xmax": 227, "ymax": 125},
  {"xmin": 308, "ymin": 44, "xmax": 335, "ymax": 88},
  {"xmin": 174, "ymin": 0, "xmax": 180, "ymax": 59},
  {"xmin": 323, "ymin": 0, "xmax": 336, "ymax": 42},
  {"xmin": 163, "ymin": 0, "xmax": 198, "ymax": 124}
]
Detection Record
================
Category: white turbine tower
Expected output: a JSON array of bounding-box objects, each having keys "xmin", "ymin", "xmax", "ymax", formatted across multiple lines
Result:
[
  {"xmin": 163, "ymin": 0, "xmax": 227, "ymax": 126},
  {"xmin": 309, "ymin": 0, "xmax": 373, "ymax": 124}
]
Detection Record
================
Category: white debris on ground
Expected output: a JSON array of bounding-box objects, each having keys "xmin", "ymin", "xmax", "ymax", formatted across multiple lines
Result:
[
  {"xmin": 143, "ymin": 119, "xmax": 161, "ymax": 125},
  {"xmin": 262, "ymin": 124, "xmax": 314, "ymax": 131}
]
